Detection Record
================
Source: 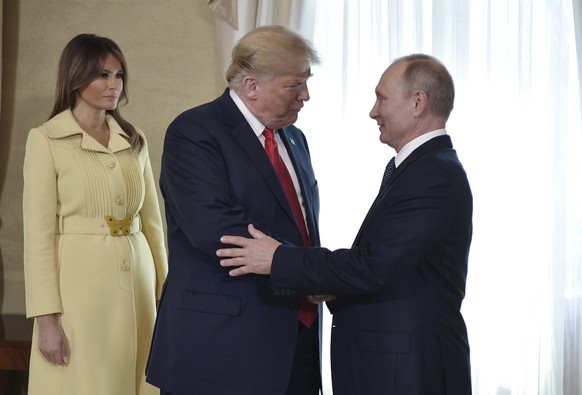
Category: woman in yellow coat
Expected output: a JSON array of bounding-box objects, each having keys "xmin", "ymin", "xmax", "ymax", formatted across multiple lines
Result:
[{"xmin": 23, "ymin": 34, "xmax": 168, "ymax": 395}]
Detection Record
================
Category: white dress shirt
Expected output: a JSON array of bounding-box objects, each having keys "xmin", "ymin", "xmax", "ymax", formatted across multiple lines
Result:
[
  {"xmin": 395, "ymin": 129, "xmax": 448, "ymax": 167},
  {"xmin": 229, "ymin": 89, "xmax": 308, "ymax": 224}
]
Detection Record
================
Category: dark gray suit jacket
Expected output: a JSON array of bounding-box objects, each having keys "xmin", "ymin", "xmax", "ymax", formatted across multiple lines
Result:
[
  {"xmin": 146, "ymin": 89, "xmax": 320, "ymax": 394},
  {"xmin": 272, "ymin": 135, "xmax": 472, "ymax": 395}
]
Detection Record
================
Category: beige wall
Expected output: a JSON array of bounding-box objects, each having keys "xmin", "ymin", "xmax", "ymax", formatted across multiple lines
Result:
[{"xmin": 0, "ymin": 0, "xmax": 224, "ymax": 314}]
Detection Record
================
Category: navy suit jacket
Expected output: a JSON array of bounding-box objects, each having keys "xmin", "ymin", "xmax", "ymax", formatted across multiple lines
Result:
[
  {"xmin": 146, "ymin": 89, "xmax": 320, "ymax": 394},
  {"xmin": 272, "ymin": 135, "xmax": 472, "ymax": 395}
]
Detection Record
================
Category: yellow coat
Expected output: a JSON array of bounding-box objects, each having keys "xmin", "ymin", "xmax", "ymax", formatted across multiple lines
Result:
[{"xmin": 23, "ymin": 109, "xmax": 168, "ymax": 395}]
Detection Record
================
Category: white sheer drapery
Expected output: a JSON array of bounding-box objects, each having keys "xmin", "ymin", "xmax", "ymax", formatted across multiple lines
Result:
[
  {"xmin": 207, "ymin": 0, "xmax": 330, "ymax": 390},
  {"xmin": 296, "ymin": 1, "xmax": 582, "ymax": 394},
  {"xmin": 208, "ymin": 0, "xmax": 582, "ymax": 393},
  {"xmin": 208, "ymin": 0, "xmax": 315, "ymax": 76},
  {"xmin": 575, "ymin": 0, "xmax": 582, "ymax": 119}
]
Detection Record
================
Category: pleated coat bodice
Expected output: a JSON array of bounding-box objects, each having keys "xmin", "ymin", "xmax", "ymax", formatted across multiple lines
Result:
[{"xmin": 23, "ymin": 109, "xmax": 168, "ymax": 395}]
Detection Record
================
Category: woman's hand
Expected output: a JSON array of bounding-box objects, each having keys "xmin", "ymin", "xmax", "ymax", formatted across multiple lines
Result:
[{"xmin": 36, "ymin": 314, "xmax": 68, "ymax": 365}]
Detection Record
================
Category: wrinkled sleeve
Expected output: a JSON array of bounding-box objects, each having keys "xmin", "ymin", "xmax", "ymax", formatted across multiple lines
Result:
[
  {"xmin": 137, "ymin": 132, "xmax": 168, "ymax": 299},
  {"xmin": 23, "ymin": 128, "xmax": 62, "ymax": 318}
]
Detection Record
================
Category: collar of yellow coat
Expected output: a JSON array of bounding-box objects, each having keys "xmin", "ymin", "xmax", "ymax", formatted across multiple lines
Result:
[{"xmin": 43, "ymin": 109, "xmax": 132, "ymax": 154}]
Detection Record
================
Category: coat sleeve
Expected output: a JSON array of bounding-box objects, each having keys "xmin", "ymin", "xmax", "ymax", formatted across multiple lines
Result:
[
  {"xmin": 23, "ymin": 127, "xmax": 62, "ymax": 318},
  {"xmin": 137, "ymin": 131, "xmax": 168, "ymax": 299},
  {"xmin": 271, "ymin": 156, "xmax": 460, "ymax": 296},
  {"xmin": 159, "ymin": 117, "xmax": 262, "ymax": 261}
]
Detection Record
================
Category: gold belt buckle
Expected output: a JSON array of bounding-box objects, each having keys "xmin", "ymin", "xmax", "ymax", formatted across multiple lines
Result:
[{"xmin": 104, "ymin": 215, "xmax": 133, "ymax": 236}]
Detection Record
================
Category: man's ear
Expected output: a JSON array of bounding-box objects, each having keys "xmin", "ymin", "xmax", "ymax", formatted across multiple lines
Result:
[
  {"xmin": 242, "ymin": 76, "xmax": 259, "ymax": 100},
  {"xmin": 412, "ymin": 90, "xmax": 428, "ymax": 116}
]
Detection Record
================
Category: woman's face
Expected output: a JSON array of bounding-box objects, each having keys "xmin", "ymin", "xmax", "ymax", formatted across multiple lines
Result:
[{"xmin": 75, "ymin": 54, "xmax": 123, "ymax": 112}]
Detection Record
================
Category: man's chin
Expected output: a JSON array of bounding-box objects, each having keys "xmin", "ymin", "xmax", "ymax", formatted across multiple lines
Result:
[{"xmin": 278, "ymin": 114, "xmax": 299, "ymax": 128}]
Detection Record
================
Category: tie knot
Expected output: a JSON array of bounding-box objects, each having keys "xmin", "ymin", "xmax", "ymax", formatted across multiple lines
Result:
[{"xmin": 263, "ymin": 128, "xmax": 275, "ymax": 140}]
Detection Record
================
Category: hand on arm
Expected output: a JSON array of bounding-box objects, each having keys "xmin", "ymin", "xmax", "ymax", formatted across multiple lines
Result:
[
  {"xmin": 217, "ymin": 224, "xmax": 280, "ymax": 276},
  {"xmin": 218, "ymin": 225, "xmax": 336, "ymax": 301},
  {"xmin": 36, "ymin": 313, "xmax": 68, "ymax": 365}
]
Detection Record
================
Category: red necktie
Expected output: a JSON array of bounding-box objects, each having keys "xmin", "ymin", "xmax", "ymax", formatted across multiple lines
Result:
[{"xmin": 263, "ymin": 128, "xmax": 317, "ymax": 328}]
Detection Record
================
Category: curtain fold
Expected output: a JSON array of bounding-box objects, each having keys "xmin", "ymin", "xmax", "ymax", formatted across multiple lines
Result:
[
  {"xmin": 208, "ymin": 0, "xmax": 239, "ymax": 30},
  {"xmin": 205, "ymin": 0, "xmax": 329, "ymax": 391},
  {"xmin": 573, "ymin": 0, "xmax": 582, "ymax": 119},
  {"xmin": 208, "ymin": 0, "xmax": 315, "ymax": 78},
  {"xmin": 299, "ymin": 1, "xmax": 582, "ymax": 394},
  {"xmin": 206, "ymin": 1, "xmax": 582, "ymax": 393}
]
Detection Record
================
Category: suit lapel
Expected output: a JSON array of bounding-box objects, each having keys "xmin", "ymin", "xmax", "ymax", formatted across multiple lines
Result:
[
  {"xmin": 279, "ymin": 128, "xmax": 318, "ymax": 243},
  {"xmin": 218, "ymin": 91, "xmax": 299, "ymax": 229},
  {"xmin": 280, "ymin": 129, "xmax": 308, "ymax": 193},
  {"xmin": 353, "ymin": 135, "xmax": 453, "ymax": 245}
]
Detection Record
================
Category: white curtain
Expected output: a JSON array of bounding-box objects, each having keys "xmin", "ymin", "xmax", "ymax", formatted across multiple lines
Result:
[
  {"xmin": 208, "ymin": 0, "xmax": 582, "ymax": 393},
  {"xmin": 296, "ymin": 1, "xmax": 582, "ymax": 394},
  {"xmin": 207, "ymin": 0, "xmax": 332, "ymax": 391},
  {"xmin": 208, "ymin": 0, "xmax": 316, "ymax": 77},
  {"xmin": 575, "ymin": 0, "xmax": 582, "ymax": 117}
]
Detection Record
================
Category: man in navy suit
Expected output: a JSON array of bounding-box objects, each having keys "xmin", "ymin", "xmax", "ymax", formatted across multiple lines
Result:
[
  {"xmin": 218, "ymin": 54, "xmax": 473, "ymax": 395},
  {"xmin": 146, "ymin": 26, "xmax": 324, "ymax": 395}
]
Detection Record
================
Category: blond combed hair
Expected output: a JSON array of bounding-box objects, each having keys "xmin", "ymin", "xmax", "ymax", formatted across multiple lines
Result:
[{"xmin": 226, "ymin": 25, "xmax": 320, "ymax": 90}]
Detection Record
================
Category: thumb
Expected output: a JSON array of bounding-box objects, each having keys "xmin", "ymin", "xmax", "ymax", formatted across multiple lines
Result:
[{"xmin": 248, "ymin": 224, "xmax": 266, "ymax": 239}]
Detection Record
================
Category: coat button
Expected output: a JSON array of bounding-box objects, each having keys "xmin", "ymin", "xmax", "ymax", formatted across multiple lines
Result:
[
  {"xmin": 122, "ymin": 263, "xmax": 130, "ymax": 271},
  {"xmin": 108, "ymin": 162, "xmax": 116, "ymax": 169},
  {"xmin": 115, "ymin": 196, "xmax": 124, "ymax": 205}
]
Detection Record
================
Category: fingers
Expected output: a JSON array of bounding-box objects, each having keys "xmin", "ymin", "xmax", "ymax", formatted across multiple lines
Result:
[
  {"xmin": 216, "ymin": 247, "xmax": 243, "ymax": 259},
  {"xmin": 308, "ymin": 296, "xmax": 323, "ymax": 304},
  {"xmin": 41, "ymin": 343, "xmax": 67, "ymax": 365},
  {"xmin": 219, "ymin": 235, "xmax": 248, "ymax": 248},
  {"xmin": 219, "ymin": 224, "xmax": 265, "ymax": 247},
  {"xmin": 40, "ymin": 342, "xmax": 67, "ymax": 365},
  {"xmin": 216, "ymin": 243, "xmax": 249, "ymax": 276},
  {"xmin": 247, "ymin": 223, "xmax": 266, "ymax": 239},
  {"xmin": 217, "ymin": 224, "xmax": 276, "ymax": 277},
  {"xmin": 306, "ymin": 295, "xmax": 336, "ymax": 304},
  {"xmin": 227, "ymin": 266, "xmax": 252, "ymax": 277},
  {"xmin": 37, "ymin": 315, "xmax": 68, "ymax": 365},
  {"xmin": 218, "ymin": 256, "xmax": 245, "ymax": 267}
]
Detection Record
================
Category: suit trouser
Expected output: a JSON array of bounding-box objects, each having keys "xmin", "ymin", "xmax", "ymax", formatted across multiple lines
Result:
[
  {"xmin": 286, "ymin": 319, "xmax": 321, "ymax": 395},
  {"xmin": 160, "ymin": 320, "xmax": 321, "ymax": 395}
]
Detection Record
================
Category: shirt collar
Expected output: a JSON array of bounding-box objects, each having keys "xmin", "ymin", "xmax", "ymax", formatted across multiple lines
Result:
[
  {"xmin": 395, "ymin": 129, "xmax": 447, "ymax": 167},
  {"xmin": 230, "ymin": 89, "xmax": 267, "ymax": 137},
  {"xmin": 44, "ymin": 109, "xmax": 131, "ymax": 153}
]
